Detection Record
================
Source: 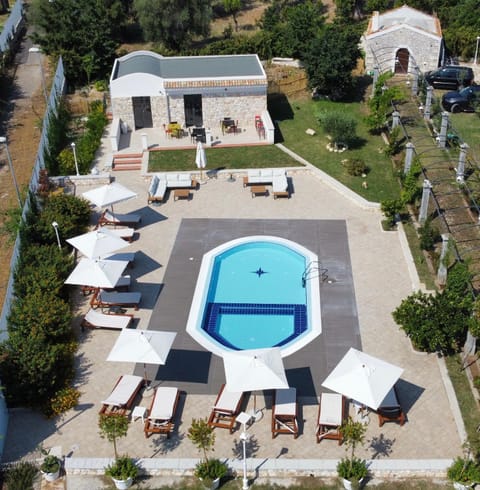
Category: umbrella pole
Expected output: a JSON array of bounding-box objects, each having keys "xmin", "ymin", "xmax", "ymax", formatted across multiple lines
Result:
[{"xmin": 143, "ymin": 363, "xmax": 150, "ymax": 389}]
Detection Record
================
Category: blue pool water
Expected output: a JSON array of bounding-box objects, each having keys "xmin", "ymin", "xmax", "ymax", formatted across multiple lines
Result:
[{"xmin": 202, "ymin": 241, "xmax": 308, "ymax": 350}]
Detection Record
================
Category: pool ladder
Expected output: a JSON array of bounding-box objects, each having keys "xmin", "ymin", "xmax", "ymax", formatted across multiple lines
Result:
[{"xmin": 302, "ymin": 261, "xmax": 328, "ymax": 287}]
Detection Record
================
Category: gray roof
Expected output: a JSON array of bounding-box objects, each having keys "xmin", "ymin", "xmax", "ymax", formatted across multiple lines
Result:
[
  {"xmin": 376, "ymin": 5, "xmax": 439, "ymax": 35},
  {"xmin": 114, "ymin": 53, "xmax": 265, "ymax": 80}
]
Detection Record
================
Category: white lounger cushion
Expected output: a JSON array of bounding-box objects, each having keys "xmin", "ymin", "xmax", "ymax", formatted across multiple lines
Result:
[
  {"xmin": 98, "ymin": 291, "xmax": 142, "ymax": 305},
  {"xmin": 102, "ymin": 374, "xmax": 143, "ymax": 406},
  {"xmin": 215, "ymin": 388, "xmax": 243, "ymax": 412},
  {"xmin": 319, "ymin": 393, "xmax": 343, "ymax": 426},
  {"xmin": 104, "ymin": 210, "xmax": 141, "ymax": 224},
  {"xmin": 149, "ymin": 387, "xmax": 179, "ymax": 420},
  {"xmin": 274, "ymin": 388, "xmax": 296, "ymax": 416},
  {"xmin": 104, "ymin": 227, "xmax": 135, "ymax": 240},
  {"xmin": 273, "ymin": 175, "xmax": 288, "ymax": 192},
  {"xmin": 84, "ymin": 309, "xmax": 131, "ymax": 329}
]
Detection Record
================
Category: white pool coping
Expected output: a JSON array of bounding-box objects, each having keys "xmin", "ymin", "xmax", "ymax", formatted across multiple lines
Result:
[{"xmin": 186, "ymin": 235, "xmax": 321, "ymax": 358}]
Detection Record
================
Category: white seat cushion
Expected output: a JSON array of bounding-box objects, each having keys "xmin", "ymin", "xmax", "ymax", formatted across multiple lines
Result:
[
  {"xmin": 274, "ymin": 388, "xmax": 296, "ymax": 416},
  {"xmin": 319, "ymin": 393, "xmax": 342, "ymax": 426},
  {"xmin": 149, "ymin": 387, "xmax": 178, "ymax": 419},
  {"xmin": 102, "ymin": 374, "xmax": 143, "ymax": 406},
  {"xmin": 273, "ymin": 175, "xmax": 288, "ymax": 192},
  {"xmin": 84, "ymin": 309, "xmax": 131, "ymax": 329},
  {"xmin": 215, "ymin": 388, "xmax": 243, "ymax": 411}
]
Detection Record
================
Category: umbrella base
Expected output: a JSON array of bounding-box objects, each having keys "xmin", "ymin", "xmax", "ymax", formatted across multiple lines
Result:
[{"xmin": 248, "ymin": 409, "xmax": 263, "ymax": 422}]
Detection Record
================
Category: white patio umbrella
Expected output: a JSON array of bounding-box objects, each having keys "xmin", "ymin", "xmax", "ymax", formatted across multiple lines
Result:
[
  {"xmin": 223, "ymin": 347, "xmax": 289, "ymax": 416},
  {"xmin": 195, "ymin": 141, "xmax": 207, "ymax": 180},
  {"xmin": 82, "ymin": 182, "xmax": 137, "ymax": 212},
  {"xmin": 64, "ymin": 258, "xmax": 128, "ymax": 289},
  {"xmin": 321, "ymin": 347, "xmax": 404, "ymax": 410},
  {"xmin": 66, "ymin": 227, "xmax": 129, "ymax": 259},
  {"xmin": 106, "ymin": 329, "xmax": 177, "ymax": 385}
]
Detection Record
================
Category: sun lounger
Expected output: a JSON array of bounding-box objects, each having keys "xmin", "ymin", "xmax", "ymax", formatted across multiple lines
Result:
[
  {"xmin": 207, "ymin": 384, "xmax": 244, "ymax": 433},
  {"xmin": 103, "ymin": 252, "xmax": 136, "ymax": 268},
  {"xmin": 144, "ymin": 387, "xmax": 180, "ymax": 438},
  {"xmin": 81, "ymin": 275, "xmax": 131, "ymax": 296},
  {"xmin": 98, "ymin": 210, "xmax": 142, "ymax": 228},
  {"xmin": 81, "ymin": 308, "xmax": 133, "ymax": 330},
  {"xmin": 376, "ymin": 385, "xmax": 406, "ymax": 427},
  {"xmin": 90, "ymin": 289, "xmax": 142, "ymax": 310},
  {"xmin": 273, "ymin": 174, "xmax": 290, "ymax": 199},
  {"xmin": 99, "ymin": 374, "xmax": 144, "ymax": 416},
  {"xmin": 101, "ymin": 226, "xmax": 136, "ymax": 242},
  {"xmin": 271, "ymin": 388, "xmax": 299, "ymax": 438},
  {"xmin": 316, "ymin": 393, "xmax": 346, "ymax": 444}
]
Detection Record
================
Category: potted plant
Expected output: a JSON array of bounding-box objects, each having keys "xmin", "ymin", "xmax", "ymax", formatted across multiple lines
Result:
[
  {"xmin": 188, "ymin": 417, "xmax": 229, "ymax": 490},
  {"xmin": 447, "ymin": 456, "xmax": 480, "ymax": 489},
  {"xmin": 337, "ymin": 417, "xmax": 369, "ymax": 490},
  {"xmin": 99, "ymin": 414, "xmax": 136, "ymax": 489},
  {"xmin": 105, "ymin": 455, "xmax": 138, "ymax": 490},
  {"xmin": 40, "ymin": 454, "xmax": 61, "ymax": 482}
]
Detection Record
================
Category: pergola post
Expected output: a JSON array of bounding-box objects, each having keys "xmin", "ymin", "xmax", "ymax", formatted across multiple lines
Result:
[
  {"xmin": 404, "ymin": 142, "xmax": 415, "ymax": 174},
  {"xmin": 419, "ymin": 179, "xmax": 432, "ymax": 224}
]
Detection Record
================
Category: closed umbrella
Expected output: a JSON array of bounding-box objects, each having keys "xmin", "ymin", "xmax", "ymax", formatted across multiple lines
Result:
[
  {"xmin": 83, "ymin": 182, "xmax": 137, "ymax": 212},
  {"xmin": 64, "ymin": 258, "xmax": 128, "ymax": 289},
  {"xmin": 107, "ymin": 329, "xmax": 177, "ymax": 385},
  {"xmin": 66, "ymin": 227, "xmax": 129, "ymax": 259},
  {"xmin": 321, "ymin": 347, "xmax": 404, "ymax": 410},
  {"xmin": 195, "ymin": 141, "xmax": 207, "ymax": 180},
  {"xmin": 223, "ymin": 347, "xmax": 288, "ymax": 417}
]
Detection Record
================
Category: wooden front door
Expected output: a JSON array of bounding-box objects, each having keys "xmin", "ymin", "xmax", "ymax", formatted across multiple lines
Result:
[{"xmin": 395, "ymin": 49, "xmax": 409, "ymax": 74}]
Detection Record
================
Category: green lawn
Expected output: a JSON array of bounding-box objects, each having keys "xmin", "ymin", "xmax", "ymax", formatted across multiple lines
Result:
[
  {"xmin": 449, "ymin": 112, "xmax": 480, "ymax": 161},
  {"xmin": 148, "ymin": 93, "xmax": 400, "ymax": 203},
  {"xmin": 270, "ymin": 95, "xmax": 400, "ymax": 202},
  {"xmin": 148, "ymin": 145, "xmax": 300, "ymax": 173}
]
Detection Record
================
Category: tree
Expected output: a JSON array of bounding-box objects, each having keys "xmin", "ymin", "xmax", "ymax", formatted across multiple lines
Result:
[
  {"xmin": 303, "ymin": 24, "xmax": 361, "ymax": 100},
  {"xmin": 30, "ymin": 0, "xmax": 121, "ymax": 85},
  {"xmin": 98, "ymin": 414, "xmax": 130, "ymax": 458},
  {"xmin": 133, "ymin": 0, "xmax": 212, "ymax": 51},
  {"xmin": 223, "ymin": 0, "xmax": 242, "ymax": 32},
  {"xmin": 187, "ymin": 418, "xmax": 216, "ymax": 462}
]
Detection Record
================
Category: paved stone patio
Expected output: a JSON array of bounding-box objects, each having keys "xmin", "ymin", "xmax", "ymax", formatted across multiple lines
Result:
[{"xmin": 2, "ymin": 143, "xmax": 463, "ymax": 481}]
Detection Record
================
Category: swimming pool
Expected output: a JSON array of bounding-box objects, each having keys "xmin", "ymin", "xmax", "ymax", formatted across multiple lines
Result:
[{"xmin": 186, "ymin": 236, "xmax": 321, "ymax": 358}]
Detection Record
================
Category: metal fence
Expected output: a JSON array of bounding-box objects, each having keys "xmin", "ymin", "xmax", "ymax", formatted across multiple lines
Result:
[
  {"xmin": 0, "ymin": 57, "xmax": 65, "ymax": 342},
  {"xmin": 0, "ymin": 0, "xmax": 24, "ymax": 53}
]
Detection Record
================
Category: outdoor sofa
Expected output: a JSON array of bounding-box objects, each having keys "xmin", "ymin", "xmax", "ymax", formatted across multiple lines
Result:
[{"xmin": 148, "ymin": 172, "xmax": 198, "ymax": 203}]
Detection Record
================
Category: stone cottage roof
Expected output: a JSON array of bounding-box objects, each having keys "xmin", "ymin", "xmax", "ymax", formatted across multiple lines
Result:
[
  {"xmin": 366, "ymin": 4, "xmax": 442, "ymax": 38},
  {"xmin": 112, "ymin": 51, "xmax": 266, "ymax": 81}
]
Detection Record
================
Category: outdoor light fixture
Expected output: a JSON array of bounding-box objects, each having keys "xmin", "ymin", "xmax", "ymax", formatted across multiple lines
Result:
[
  {"xmin": 236, "ymin": 412, "xmax": 252, "ymax": 490},
  {"xmin": 71, "ymin": 142, "xmax": 80, "ymax": 176},
  {"xmin": 0, "ymin": 136, "xmax": 22, "ymax": 208},
  {"xmin": 28, "ymin": 46, "xmax": 47, "ymax": 103},
  {"xmin": 52, "ymin": 221, "xmax": 61, "ymax": 249},
  {"xmin": 475, "ymin": 36, "xmax": 480, "ymax": 65}
]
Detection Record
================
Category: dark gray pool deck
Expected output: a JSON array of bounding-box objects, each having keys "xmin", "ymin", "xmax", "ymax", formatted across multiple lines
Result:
[{"xmin": 142, "ymin": 218, "xmax": 361, "ymax": 397}]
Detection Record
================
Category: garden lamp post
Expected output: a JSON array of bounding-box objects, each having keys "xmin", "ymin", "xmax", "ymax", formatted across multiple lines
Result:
[
  {"xmin": 475, "ymin": 36, "xmax": 480, "ymax": 65},
  {"xmin": 0, "ymin": 136, "xmax": 22, "ymax": 208},
  {"xmin": 236, "ymin": 412, "xmax": 252, "ymax": 490},
  {"xmin": 52, "ymin": 221, "xmax": 61, "ymax": 249},
  {"xmin": 71, "ymin": 142, "xmax": 80, "ymax": 176},
  {"xmin": 28, "ymin": 46, "xmax": 47, "ymax": 103}
]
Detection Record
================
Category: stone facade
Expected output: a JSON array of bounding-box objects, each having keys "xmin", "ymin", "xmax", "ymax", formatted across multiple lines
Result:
[
  {"xmin": 111, "ymin": 97, "xmax": 134, "ymax": 130},
  {"xmin": 150, "ymin": 96, "xmax": 168, "ymax": 128},
  {"xmin": 364, "ymin": 27, "xmax": 442, "ymax": 73}
]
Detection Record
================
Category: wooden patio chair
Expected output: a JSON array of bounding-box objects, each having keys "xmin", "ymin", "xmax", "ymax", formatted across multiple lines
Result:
[
  {"xmin": 207, "ymin": 384, "xmax": 244, "ymax": 434},
  {"xmin": 271, "ymin": 388, "xmax": 299, "ymax": 439},
  {"xmin": 376, "ymin": 385, "xmax": 406, "ymax": 427},
  {"xmin": 316, "ymin": 393, "xmax": 346, "ymax": 445},
  {"xmin": 99, "ymin": 374, "xmax": 144, "ymax": 416},
  {"xmin": 144, "ymin": 387, "xmax": 181, "ymax": 439}
]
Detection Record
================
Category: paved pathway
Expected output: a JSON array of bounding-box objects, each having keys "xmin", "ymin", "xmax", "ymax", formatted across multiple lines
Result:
[{"xmin": 2, "ymin": 133, "xmax": 463, "ymax": 485}]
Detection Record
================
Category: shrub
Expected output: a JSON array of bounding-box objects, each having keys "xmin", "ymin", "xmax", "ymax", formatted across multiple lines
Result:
[
  {"xmin": 105, "ymin": 455, "xmax": 138, "ymax": 481},
  {"xmin": 447, "ymin": 457, "xmax": 480, "ymax": 484},
  {"xmin": 49, "ymin": 386, "xmax": 81, "ymax": 417},
  {"xmin": 384, "ymin": 126, "xmax": 402, "ymax": 157},
  {"xmin": 44, "ymin": 102, "xmax": 71, "ymax": 176},
  {"xmin": 40, "ymin": 455, "xmax": 60, "ymax": 474},
  {"xmin": 94, "ymin": 79, "xmax": 108, "ymax": 92},
  {"xmin": 418, "ymin": 219, "xmax": 440, "ymax": 251},
  {"xmin": 194, "ymin": 458, "xmax": 228, "ymax": 481},
  {"xmin": 380, "ymin": 199, "xmax": 402, "ymax": 228},
  {"xmin": 344, "ymin": 159, "xmax": 367, "ymax": 177},
  {"xmin": 317, "ymin": 110, "xmax": 357, "ymax": 147},
  {"xmin": 3, "ymin": 461, "xmax": 40, "ymax": 490},
  {"xmin": 474, "ymin": 377, "xmax": 480, "ymax": 391},
  {"xmin": 337, "ymin": 457, "xmax": 368, "ymax": 483}
]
